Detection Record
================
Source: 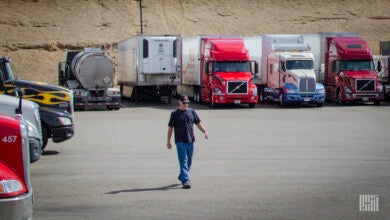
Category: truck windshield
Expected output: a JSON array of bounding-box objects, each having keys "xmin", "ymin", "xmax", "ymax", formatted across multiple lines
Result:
[
  {"xmin": 340, "ymin": 60, "xmax": 374, "ymax": 71},
  {"xmin": 286, "ymin": 60, "xmax": 313, "ymax": 70},
  {"xmin": 0, "ymin": 62, "xmax": 15, "ymax": 81},
  {"xmin": 214, "ymin": 61, "xmax": 250, "ymax": 73}
]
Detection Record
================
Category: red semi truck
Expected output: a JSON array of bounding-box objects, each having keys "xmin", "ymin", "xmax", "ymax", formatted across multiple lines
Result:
[
  {"xmin": 0, "ymin": 113, "xmax": 33, "ymax": 219},
  {"xmin": 179, "ymin": 36, "xmax": 258, "ymax": 108},
  {"xmin": 304, "ymin": 33, "xmax": 384, "ymax": 105}
]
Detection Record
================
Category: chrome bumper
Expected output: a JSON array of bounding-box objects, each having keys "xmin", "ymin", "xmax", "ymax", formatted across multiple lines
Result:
[{"xmin": 0, "ymin": 190, "xmax": 33, "ymax": 220}]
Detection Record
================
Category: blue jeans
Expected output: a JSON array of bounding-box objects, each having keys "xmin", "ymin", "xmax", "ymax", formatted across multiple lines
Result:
[{"xmin": 176, "ymin": 142, "xmax": 194, "ymax": 183}]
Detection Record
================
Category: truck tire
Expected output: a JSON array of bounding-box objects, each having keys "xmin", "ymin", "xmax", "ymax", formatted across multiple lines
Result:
[
  {"xmin": 168, "ymin": 88, "xmax": 172, "ymax": 104},
  {"xmin": 259, "ymin": 88, "xmax": 265, "ymax": 104},
  {"xmin": 374, "ymin": 100, "xmax": 381, "ymax": 106},
  {"xmin": 317, "ymin": 102, "xmax": 323, "ymax": 107},
  {"xmin": 41, "ymin": 124, "xmax": 50, "ymax": 151},
  {"xmin": 336, "ymin": 90, "xmax": 344, "ymax": 105},
  {"xmin": 249, "ymin": 103, "xmax": 256, "ymax": 108},
  {"xmin": 193, "ymin": 87, "xmax": 200, "ymax": 104},
  {"xmin": 278, "ymin": 92, "xmax": 284, "ymax": 107},
  {"xmin": 210, "ymin": 93, "xmax": 216, "ymax": 108}
]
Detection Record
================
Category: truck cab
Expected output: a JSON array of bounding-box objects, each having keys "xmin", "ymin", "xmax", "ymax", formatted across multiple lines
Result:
[
  {"xmin": 200, "ymin": 38, "xmax": 258, "ymax": 107},
  {"xmin": 0, "ymin": 113, "xmax": 33, "ymax": 219},
  {"xmin": 265, "ymin": 48, "xmax": 326, "ymax": 106},
  {"xmin": 0, "ymin": 94, "xmax": 42, "ymax": 163},
  {"xmin": 325, "ymin": 37, "xmax": 384, "ymax": 105},
  {"xmin": 0, "ymin": 56, "xmax": 74, "ymax": 149}
]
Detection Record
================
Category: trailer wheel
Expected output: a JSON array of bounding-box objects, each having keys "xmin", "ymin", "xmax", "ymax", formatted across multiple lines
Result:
[
  {"xmin": 132, "ymin": 87, "xmax": 139, "ymax": 103},
  {"xmin": 193, "ymin": 87, "xmax": 200, "ymax": 103},
  {"xmin": 168, "ymin": 88, "xmax": 172, "ymax": 104}
]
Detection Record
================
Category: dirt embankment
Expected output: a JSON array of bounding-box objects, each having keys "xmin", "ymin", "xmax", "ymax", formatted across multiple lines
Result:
[{"xmin": 1, "ymin": 0, "xmax": 390, "ymax": 84}]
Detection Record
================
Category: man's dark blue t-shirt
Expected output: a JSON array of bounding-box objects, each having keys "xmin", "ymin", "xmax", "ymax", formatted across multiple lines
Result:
[{"xmin": 168, "ymin": 108, "xmax": 201, "ymax": 143}]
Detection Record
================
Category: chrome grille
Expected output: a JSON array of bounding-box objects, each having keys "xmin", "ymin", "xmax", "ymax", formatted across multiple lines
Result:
[
  {"xmin": 299, "ymin": 77, "xmax": 316, "ymax": 93},
  {"xmin": 356, "ymin": 79, "xmax": 375, "ymax": 92},
  {"xmin": 227, "ymin": 81, "xmax": 248, "ymax": 94}
]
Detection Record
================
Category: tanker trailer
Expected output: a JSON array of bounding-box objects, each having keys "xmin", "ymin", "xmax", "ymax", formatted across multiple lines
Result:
[{"xmin": 58, "ymin": 48, "xmax": 121, "ymax": 110}]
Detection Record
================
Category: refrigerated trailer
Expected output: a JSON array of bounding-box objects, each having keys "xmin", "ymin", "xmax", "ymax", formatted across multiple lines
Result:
[{"xmin": 117, "ymin": 35, "xmax": 181, "ymax": 104}]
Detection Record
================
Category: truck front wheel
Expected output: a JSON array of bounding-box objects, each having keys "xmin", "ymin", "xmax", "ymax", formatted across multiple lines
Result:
[
  {"xmin": 41, "ymin": 125, "xmax": 50, "ymax": 151},
  {"xmin": 210, "ymin": 94, "xmax": 216, "ymax": 108},
  {"xmin": 278, "ymin": 92, "xmax": 284, "ymax": 107},
  {"xmin": 336, "ymin": 90, "xmax": 344, "ymax": 105},
  {"xmin": 259, "ymin": 88, "xmax": 265, "ymax": 104}
]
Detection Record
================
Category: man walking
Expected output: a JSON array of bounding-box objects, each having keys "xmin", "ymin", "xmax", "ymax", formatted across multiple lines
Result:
[{"xmin": 167, "ymin": 95, "xmax": 208, "ymax": 189}]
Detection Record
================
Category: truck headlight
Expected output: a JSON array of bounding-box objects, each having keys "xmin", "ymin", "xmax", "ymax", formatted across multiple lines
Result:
[
  {"xmin": 0, "ymin": 180, "xmax": 24, "ymax": 196},
  {"xmin": 59, "ymin": 102, "xmax": 70, "ymax": 108},
  {"xmin": 344, "ymin": 86, "xmax": 352, "ymax": 94},
  {"xmin": 252, "ymin": 87, "xmax": 257, "ymax": 95},
  {"xmin": 214, "ymin": 88, "xmax": 223, "ymax": 95},
  {"xmin": 317, "ymin": 88, "xmax": 325, "ymax": 94},
  {"xmin": 26, "ymin": 121, "xmax": 39, "ymax": 139},
  {"xmin": 58, "ymin": 117, "xmax": 72, "ymax": 126},
  {"xmin": 378, "ymin": 84, "xmax": 384, "ymax": 94}
]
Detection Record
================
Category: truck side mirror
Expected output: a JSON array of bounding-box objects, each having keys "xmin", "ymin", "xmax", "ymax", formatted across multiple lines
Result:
[
  {"xmin": 377, "ymin": 60, "xmax": 382, "ymax": 73},
  {"xmin": 250, "ymin": 60, "xmax": 258, "ymax": 75},
  {"xmin": 320, "ymin": 63, "xmax": 325, "ymax": 74},
  {"xmin": 15, "ymin": 88, "xmax": 25, "ymax": 115},
  {"xmin": 274, "ymin": 63, "xmax": 279, "ymax": 72},
  {"xmin": 205, "ymin": 61, "xmax": 213, "ymax": 75}
]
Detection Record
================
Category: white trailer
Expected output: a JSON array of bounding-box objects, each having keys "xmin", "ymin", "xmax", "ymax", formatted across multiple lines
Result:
[{"xmin": 117, "ymin": 35, "xmax": 181, "ymax": 103}]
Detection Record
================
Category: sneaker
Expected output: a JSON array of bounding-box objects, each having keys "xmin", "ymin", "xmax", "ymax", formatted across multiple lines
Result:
[{"xmin": 183, "ymin": 181, "xmax": 191, "ymax": 189}]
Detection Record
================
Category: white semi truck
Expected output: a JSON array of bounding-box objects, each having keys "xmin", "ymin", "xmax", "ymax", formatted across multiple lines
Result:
[
  {"xmin": 245, "ymin": 34, "xmax": 325, "ymax": 107},
  {"xmin": 58, "ymin": 48, "xmax": 121, "ymax": 110},
  {"xmin": 117, "ymin": 35, "xmax": 181, "ymax": 104}
]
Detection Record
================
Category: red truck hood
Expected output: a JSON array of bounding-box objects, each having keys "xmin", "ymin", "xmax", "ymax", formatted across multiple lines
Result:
[
  {"xmin": 342, "ymin": 71, "xmax": 378, "ymax": 79},
  {"xmin": 214, "ymin": 72, "xmax": 252, "ymax": 81}
]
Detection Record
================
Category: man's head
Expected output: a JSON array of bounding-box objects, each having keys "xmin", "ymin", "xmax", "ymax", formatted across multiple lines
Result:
[{"xmin": 178, "ymin": 95, "xmax": 190, "ymax": 109}]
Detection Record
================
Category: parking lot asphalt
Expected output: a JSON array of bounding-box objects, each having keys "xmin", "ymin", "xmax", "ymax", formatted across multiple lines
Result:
[{"xmin": 31, "ymin": 100, "xmax": 390, "ymax": 220}]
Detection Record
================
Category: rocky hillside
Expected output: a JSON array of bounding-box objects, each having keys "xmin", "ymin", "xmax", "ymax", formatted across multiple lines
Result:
[{"xmin": 1, "ymin": 0, "xmax": 390, "ymax": 83}]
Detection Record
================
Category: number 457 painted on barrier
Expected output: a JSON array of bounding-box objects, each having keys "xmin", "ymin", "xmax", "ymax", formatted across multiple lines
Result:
[{"xmin": 2, "ymin": 136, "xmax": 17, "ymax": 143}]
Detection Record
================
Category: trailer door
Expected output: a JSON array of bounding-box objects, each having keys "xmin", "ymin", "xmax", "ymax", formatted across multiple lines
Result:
[{"xmin": 142, "ymin": 38, "xmax": 176, "ymax": 74}]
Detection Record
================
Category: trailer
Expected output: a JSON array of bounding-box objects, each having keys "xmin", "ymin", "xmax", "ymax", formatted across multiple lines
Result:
[
  {"xmin": 117, "ymin": 35, "xmax": 181, "ymax": 104},
  {"xmin": 59, "ymin": 48, "xmax": 121, "ymax": 110}
]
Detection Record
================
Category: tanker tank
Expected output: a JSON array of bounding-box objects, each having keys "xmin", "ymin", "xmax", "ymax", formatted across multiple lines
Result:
[{"xmin": 71, "ymin": 48, "xmax": 115, "ymax": 90}]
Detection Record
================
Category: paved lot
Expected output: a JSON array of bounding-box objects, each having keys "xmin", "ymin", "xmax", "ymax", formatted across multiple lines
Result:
[{"xmin": 31, "ymin": 100, "xmax": 390, "ymax": 220}]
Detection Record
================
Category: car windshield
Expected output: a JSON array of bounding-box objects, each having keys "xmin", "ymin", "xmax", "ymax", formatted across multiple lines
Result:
[
  {"xmin": 214, "ymin": 61, "xmax": 250, "ymax": 73},
  {"xmin": 286, "ymin": 60, "xmax": 313, "ymax": 70},
  {"xmin": 340, "ymin": 60, "xmax": 374, "ymax": 71}
]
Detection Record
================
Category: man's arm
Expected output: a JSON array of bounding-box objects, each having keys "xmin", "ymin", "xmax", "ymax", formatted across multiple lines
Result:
[
  {"xmin": 167, "ymin": 126, "xmax": 173, "ymax": 149},
  {"xmin": 196, "ymin": 123, "xmax": 208, "ymax": 139}
]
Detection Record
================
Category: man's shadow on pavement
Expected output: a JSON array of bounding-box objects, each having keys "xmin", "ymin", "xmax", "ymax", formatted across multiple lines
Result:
[{"xmin": 105, "ymin": 184, "xmax": 182, "ymax": 194}]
